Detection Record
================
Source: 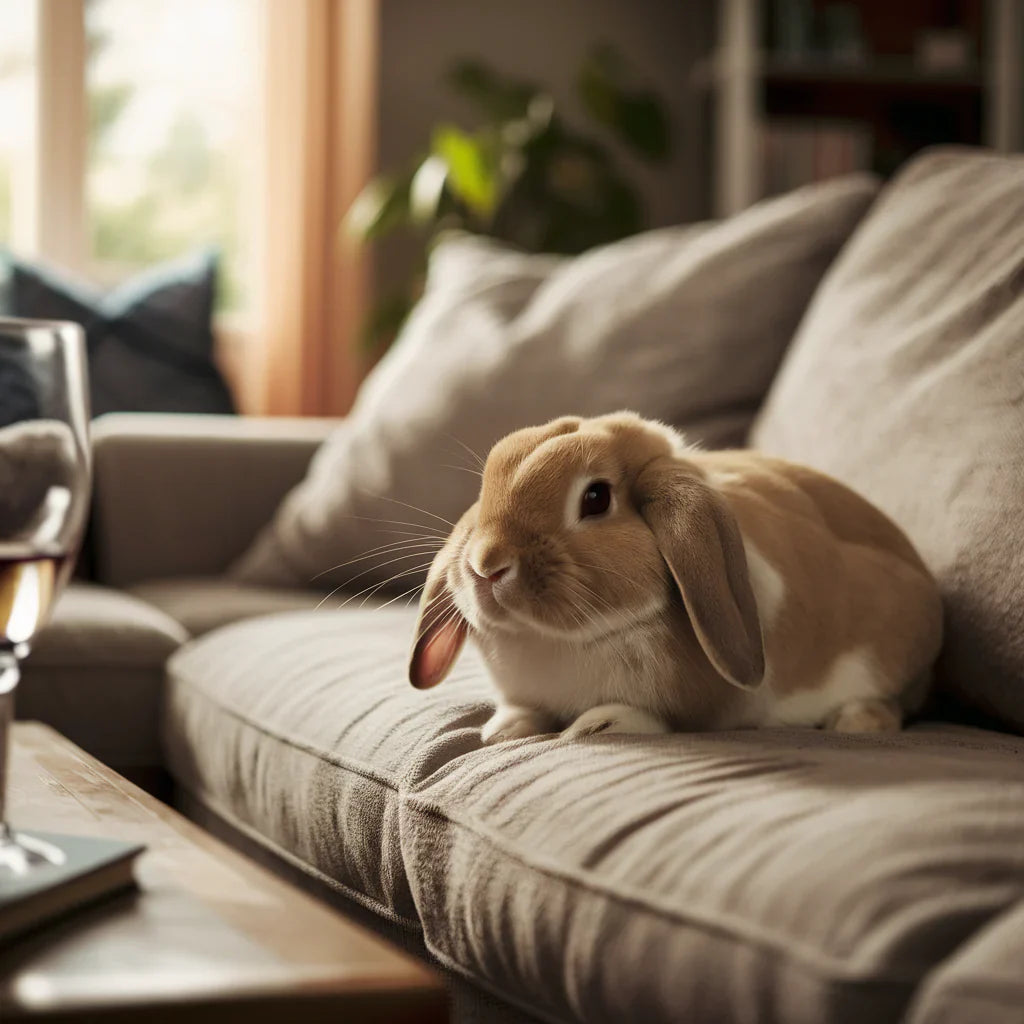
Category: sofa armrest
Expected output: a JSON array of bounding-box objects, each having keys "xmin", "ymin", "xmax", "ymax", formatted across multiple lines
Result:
[{"xmin": 90, "ymin": 414, "xmax": 335, "ymax": 588}]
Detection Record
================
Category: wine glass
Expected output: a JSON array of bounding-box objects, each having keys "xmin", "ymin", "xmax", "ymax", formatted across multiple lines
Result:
[{"xmin": 0, "ymin": 318, "xmax": 90, "ymax": 875}]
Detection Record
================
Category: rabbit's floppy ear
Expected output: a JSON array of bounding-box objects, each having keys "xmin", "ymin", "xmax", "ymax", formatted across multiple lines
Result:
[
  {"xmin": 636, "ymin": 457, "xmax": 765, "ymax": 690},
  {"xmin": 409, "ymin": 545, "xmax": 468, "ymax": 689}
]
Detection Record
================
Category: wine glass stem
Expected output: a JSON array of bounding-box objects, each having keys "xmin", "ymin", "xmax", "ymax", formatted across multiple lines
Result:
[{"xmin": 0, "ymin": 650, "xmax": 18, "ymax": 837}]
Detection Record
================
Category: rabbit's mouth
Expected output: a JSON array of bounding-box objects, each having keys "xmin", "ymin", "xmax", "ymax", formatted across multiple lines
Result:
[
  {"xmin": 455, "ymin": 569, "xmax": 527, "ymax": 634},
  {"xmin": 487, "ymin": 594, "xmax": 668, "ymax": 643},
  {"xmin": 456, "ymin": 567, "xmax": 668, "ymax": 642}
]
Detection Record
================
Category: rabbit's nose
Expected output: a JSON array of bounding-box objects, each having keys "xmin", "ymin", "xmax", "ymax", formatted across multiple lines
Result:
[{"xmin": 468, "ymin": 541, "xmax": 515, "ymax": 583}]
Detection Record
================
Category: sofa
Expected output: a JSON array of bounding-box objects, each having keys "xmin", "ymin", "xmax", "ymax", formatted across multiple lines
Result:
[{"xmin": 19, "ymin": 148, "xmax": 1024, "ymax": 1024}]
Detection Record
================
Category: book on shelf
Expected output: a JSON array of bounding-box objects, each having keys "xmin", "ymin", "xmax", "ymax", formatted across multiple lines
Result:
[
  {"xmin": 0, "ymin": 831, "xmax": 143, "ymax": 944},
  {"xmin": 761, "ymin": 120, "xmax": 872, "ymax": 197}
]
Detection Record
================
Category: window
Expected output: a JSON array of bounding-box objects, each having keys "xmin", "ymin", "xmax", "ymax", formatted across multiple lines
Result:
[
  {"xmin": 0, "ymin": 1, "xmax": 37, "ymax": 249},
  {"xmin": 2, "ymin": 0, "xmax": 375, "ymax": 415},
  {"xmin": 85, "ymin": 0, "xmax": 259, "ymax": 309},
  {"xmin": 1, "ymin": 0, "xmax": 260, "ymax": 314}
]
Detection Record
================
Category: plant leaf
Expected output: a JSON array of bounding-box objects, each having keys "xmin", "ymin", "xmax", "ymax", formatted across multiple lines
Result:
[
  {"xmin": 409, "ymin": 155, "xmax": 449, "ymax": 225},
  {"xmin": 616, "ymin": 94, "xmax": 671, "ymax": 161},
  {"xmin": 577, "ymin": 45, "xmax": 671, "ymax": 162},
  {"xmin": 577, "ymin": 56, "xmax": 619, "ymax": 127},
  {"xmin": 447, "ymin": 59, "xmax": 538, "ymax": 122},
  {"xmin": 346, "ymin": 172, "xmax": 411, "ymax": 240},
  {"xmin": 432, "ymin": 125, "xmax": 500, "ymax": 218}
]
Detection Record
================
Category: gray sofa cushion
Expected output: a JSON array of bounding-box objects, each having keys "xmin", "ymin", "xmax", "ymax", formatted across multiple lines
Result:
[
  {"xmin": 752, "ymin": 148, "xmax": 1024, "ymax": 731},
  {"xmin": 907, "ymin": 901, "xmax": 1024, "ymax": 1024},
  {"xmin": 129, "ymin": 578, "xmax": 327, "ymax": 635},
  {"xmin": 404, "ymin": 727, "xmax": 1024, "ymax": 1024},
  {"xmin": 20, "ymin": 583, "xmax": 188, "ymax": 768},
  {"xmin": 164, "ymin": 607, "xmax": 1024, "ymax": 1024}
]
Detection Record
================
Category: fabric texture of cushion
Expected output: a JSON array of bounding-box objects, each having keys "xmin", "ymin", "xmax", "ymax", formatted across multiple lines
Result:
[
  {"xmin": 163, "ymin": 607, "xmax": 490, "ymax": 926},
  {"xmin": 0, "ymin": 249, "xmax": 235, "ymax": 416},
  {"xmin": 129, "ymin": 577, "xmax": 327, "ymax": 636},
  {"xmin": 20, "ymin": 583, "xmax": 188, "ymax": 767},
  {"xmin": 164, "ymin": 606, "xmax": 1024, "ymax": 1024},
  {"xmin": 91, "ymin": 413, "xmax": 331, "ymax": 589},
  {"xmin": 906, "ymin": 901, "xmax": 1024, "ymax": 1024},
  {"xmin": 232, "ymin": 175, "xmax": 879, "ymax": 591},
  {"xmin": 752, "ymin": 148, "xmax": 1024, "ymax": 732}
]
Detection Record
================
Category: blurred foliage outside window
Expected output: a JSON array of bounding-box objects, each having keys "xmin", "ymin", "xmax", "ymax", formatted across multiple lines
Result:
[
  {"xmin": 349, "ymin": 47, "xmax": 672, "ymax": 350},
  {"xmin": 86, "ymin": 0, "xmax": 259, "ymax": 312}
]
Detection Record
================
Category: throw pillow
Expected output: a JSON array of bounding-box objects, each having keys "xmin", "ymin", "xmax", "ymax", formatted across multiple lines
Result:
[
  {"xmin": 0, "ymin": 249, "xmax": 235, "ymax": 417},
  {"xmin": 752, "ymin": 148, "xmax": 1024, "ymax": 731},
  {"xmin": 233, "ymin": 175, "xmax": 879, "ymax": 592}
]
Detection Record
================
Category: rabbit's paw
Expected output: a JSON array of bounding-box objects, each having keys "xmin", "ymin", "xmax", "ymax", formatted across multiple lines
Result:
[
  {"xmin": 481, "ymin": 705, "xmax": 554, "ymax": 745},
  {"xmin": 561, "ymin": 703, "xmax": 669, "ymax": 740},
  {"xmin": 824, "ymin": 698, "xmax": 902, "ymax": 733}
]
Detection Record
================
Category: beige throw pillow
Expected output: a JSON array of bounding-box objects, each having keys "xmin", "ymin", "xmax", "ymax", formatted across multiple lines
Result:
[{"xmin": 234, "ymin": 175, "xmax": 879, "ymax": 594}]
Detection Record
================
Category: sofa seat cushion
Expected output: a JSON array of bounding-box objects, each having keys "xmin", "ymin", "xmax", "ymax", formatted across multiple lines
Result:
[
  {"xmin": 164, "ymin": 608, "xmax": 1024, "ymax": 1024},
  {"xmin": 404, "ymin": 723, "xmax": 1024, "ymax": 1024},
  {"xmin": 129, "ymin": 578, "xmax": 327, "ymax": 635},
  {"xmin": 907, "ymin": 901, "xmax": 1024, "ymax": 1024},
  {"xmin": 20, "ymin": 583, "xmax": 188, "ymax": 768}
]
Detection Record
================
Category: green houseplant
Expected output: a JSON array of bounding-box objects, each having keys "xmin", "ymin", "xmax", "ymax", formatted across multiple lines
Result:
[{"xmin": 348, "ymin": 46, "xmax": 672, "ymax": 349}]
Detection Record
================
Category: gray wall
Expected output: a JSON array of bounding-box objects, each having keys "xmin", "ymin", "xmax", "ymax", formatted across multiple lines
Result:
[{"xmin": 374, "ymin": 0, "xmax": 713, "ymax": 301}]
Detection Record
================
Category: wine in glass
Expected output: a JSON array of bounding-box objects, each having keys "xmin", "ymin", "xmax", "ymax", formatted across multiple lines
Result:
[{"xmin": 0, "ymin": 318, "xmax": 90, "ymax": 875}]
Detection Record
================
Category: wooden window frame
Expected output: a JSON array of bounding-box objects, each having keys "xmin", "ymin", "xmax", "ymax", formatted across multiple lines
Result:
[{"xmin": 19, "ymin": 0, "xmax": 86, "ymax": 267}]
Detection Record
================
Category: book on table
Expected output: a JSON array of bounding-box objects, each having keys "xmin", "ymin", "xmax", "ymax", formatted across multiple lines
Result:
[{"xmin": 0, "ymin": 832, "xmax": 143, "ymax": 944}]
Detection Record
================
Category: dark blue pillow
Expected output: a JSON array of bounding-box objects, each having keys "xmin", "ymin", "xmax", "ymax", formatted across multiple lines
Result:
[{"xmin": 0, "ymin": 249, "xmax": 235, "ymax": 417}]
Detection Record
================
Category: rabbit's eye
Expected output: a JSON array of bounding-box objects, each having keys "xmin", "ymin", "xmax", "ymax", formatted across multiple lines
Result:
[{"xmin": 579, "ymin": 481, "xmax": 612, "ymax": 519}]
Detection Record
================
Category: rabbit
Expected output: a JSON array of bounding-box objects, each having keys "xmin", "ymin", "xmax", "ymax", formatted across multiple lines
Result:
[{"xmin": 408, "ymin": 412, "xmax": 943, "ymax": 743}]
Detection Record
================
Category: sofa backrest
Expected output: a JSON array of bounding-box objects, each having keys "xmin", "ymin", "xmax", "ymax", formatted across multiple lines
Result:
[{"xmin": 753, "ymin": 147, "xmax": 1024, "ymax": 733}]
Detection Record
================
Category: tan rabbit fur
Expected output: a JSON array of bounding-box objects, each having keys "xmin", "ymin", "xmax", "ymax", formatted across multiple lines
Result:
[{"xmin": 409, "ymin": 412, "xmax": 943, "ymax": 742}]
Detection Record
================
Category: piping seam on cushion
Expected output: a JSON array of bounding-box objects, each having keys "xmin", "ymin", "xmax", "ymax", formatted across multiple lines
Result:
[{"xmin": 168, "ymin": 669, "xmax": 402, "ymax": 791}]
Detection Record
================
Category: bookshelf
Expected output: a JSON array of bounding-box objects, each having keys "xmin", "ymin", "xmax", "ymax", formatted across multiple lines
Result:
[{"xmin": 704, "ymin": 0, "xmax": 1023, "ymax": 215}]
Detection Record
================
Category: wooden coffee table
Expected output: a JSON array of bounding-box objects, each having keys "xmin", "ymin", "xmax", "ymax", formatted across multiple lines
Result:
[{"xmin": 0, "ymin": 723, "xmax": 447, "ymax": 1022}]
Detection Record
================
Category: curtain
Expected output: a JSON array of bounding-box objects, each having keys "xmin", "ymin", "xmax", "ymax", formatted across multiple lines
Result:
[{"xmin": 245, "ymin": 0, "xmax": 378, "ymax": 416}]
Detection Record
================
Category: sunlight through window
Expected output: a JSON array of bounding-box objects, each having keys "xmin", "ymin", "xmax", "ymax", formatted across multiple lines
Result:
[{"xmin": 84, "ymin": 0, "xmax": 260, "ymax": 311}]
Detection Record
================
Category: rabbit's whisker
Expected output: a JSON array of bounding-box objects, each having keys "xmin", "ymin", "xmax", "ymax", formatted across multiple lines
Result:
[
  {"xmin": 321, "ymin": 548, "xmax": 439, "ymax": 602},
  {"xmin": 444, "ymin": 432, "xmax": 486, "ymax": 471},
  {"xmin": 564, "ymin": 589, "xmax": 626, "ymax": 679},
  {"xmin": 440, "ymin": 463, "xmax": 483, "ymax": 478},
  {"xmin": 317, "ymin": 560, "xmax": 432, "ymax": 613},
  {"xmin": 334, "ymin": 562, "xmax": 435, "ymax": 612},
  {"xmin": 574, "ymin": 560, "xmax": 654, "ymax": 587},
  {"xmin": 377, "ymin": 581, "xmax": 432, "ymax": 612},
  {"xmin": 335, "ymin": 514, "xmax": 450, "ymax": 538},
  {"xmin": 565, "ymin": 579, "xmax": 637, "ymax": 681},
  {"xmin": 310, "ymin": 540, "xmax": 442, "ymax": 582},
  {"xmin": 416, "ymin": 599, "xmax": 465, "ymax": 642},
  {"xmin": 357, "ymin": 490, "xmax": 455, "ymax": 529}
]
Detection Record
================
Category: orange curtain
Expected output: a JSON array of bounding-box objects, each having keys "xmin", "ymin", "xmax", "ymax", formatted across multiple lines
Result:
[{"xmin": 247, "ymin": 0, "xmax": 378, "ymax": 416}]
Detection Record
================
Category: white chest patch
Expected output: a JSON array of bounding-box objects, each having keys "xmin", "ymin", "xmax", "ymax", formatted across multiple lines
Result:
[{"xmin": 767, "ymin": 647, "xmax": 886, "ymax": 726}]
